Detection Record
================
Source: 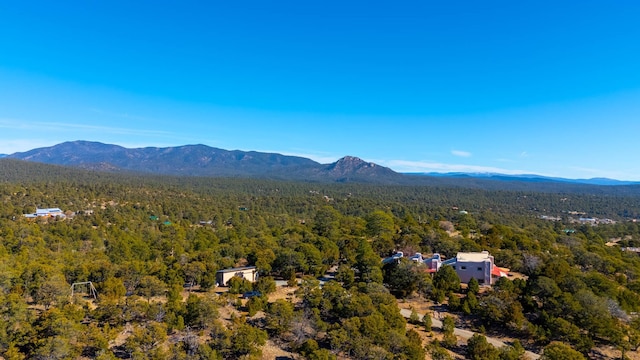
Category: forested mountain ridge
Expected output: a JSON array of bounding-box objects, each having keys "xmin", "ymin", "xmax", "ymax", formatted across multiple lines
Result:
[
  {"xmin": 7, "ymin": 140, "xmax": 405, "ymax": 183},
  {"xmin": 9, "ymin": 141, "xmax": 640, "ymax": 193}
]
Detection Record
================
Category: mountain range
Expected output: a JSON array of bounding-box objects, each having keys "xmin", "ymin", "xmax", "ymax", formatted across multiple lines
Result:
[
  {"xmin": 5, "ymin": 141, "xmax": 639, "ymax": 188},
  {"xmin": 6, "ymin": 141, "xmax": 403, "ymax": 183}
]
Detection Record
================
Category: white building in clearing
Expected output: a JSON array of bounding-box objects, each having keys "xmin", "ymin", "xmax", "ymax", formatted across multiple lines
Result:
[
  {"xmin": 24, "ymin": 208, "xmax": 66, "ymax": 218},
  {"xmin": 216, "ymin": 266, "xmax": 258, "ymax": 287}
]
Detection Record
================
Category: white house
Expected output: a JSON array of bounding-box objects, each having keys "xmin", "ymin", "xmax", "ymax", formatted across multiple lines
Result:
[
  {"xmin": 24, "ymin": 208, "xmax": 66, "ymax": 218},
  {"xmin": 216, "ymin": 266, "xmax": 258, "ymax": 287}
]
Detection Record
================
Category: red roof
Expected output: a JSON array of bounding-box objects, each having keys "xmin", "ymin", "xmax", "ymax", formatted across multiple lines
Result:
[{"xmin": 491, "ymin": 266, "xmax": 510, "ymax": 277}]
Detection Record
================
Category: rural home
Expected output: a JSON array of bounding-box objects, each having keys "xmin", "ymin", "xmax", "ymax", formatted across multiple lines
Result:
[
  {"xmin": 216, "ymin": 266, "xmax": 258, "ymax": 287},
  {"xmin": 382, "ymin": 250, "xmax": 508, "ymax": 285},
  {"xmin": 24, "ymin": 208, "xmax": 66, "ymax": 218},
  {"xmin": 442, "ymin": 251, "xmax": 509, "ymax": 285}
]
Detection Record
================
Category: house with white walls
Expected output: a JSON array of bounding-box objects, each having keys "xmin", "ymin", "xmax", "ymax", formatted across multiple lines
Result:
[
  {"xmin": 24, "ymin": 208, "xmax": 66, "ymax": 218},
  {"xmin": 215, "ymin": 266, "xmax": 258, "ymax": 287}
]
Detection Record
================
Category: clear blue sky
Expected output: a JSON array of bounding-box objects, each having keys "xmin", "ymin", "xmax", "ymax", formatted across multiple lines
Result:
[{"xmin": 1, "ymin": 1, "xmax": 639, "ymax": 180}]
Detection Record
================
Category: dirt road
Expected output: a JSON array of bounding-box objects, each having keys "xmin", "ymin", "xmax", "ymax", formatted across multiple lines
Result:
[{"xmin": 399, "ymin": 309, "xmax": 540, "ymax": 359}]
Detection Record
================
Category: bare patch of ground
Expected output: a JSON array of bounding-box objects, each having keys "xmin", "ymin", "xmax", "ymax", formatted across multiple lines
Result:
[
  {"xmin": 261, "ymin": 340, "xmax": 297, "ymax": 360},
  {"xmin": 590, "ymin": 346, "xmax": 640, "ymax": 360},
  {"xmin": 405, "ymin": 321, "xmax": 464, "ymax": 359},
  {"xmin": 268, "ymin": 286, "xmax": 298, "ymax": 303}
]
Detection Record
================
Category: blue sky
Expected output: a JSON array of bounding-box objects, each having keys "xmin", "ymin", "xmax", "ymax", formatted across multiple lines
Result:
[{"xmin": 1, "ymin": 1, "xmax": 639, "ymax": 180}]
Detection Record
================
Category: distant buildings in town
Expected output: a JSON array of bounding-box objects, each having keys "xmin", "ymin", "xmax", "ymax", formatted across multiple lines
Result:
[{"xmin": 539, "ymin": 213, "xmax": 616, "ymax": 225}]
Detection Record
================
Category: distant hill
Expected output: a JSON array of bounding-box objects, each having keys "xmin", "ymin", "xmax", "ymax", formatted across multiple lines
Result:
[
  {"xmin": 7, "ymin": 141, "xmax": 405, "ymax": 183},
  {"xmin": 6, "ymin": 141, "xmax": 640, "ymax": 195},
  {"xmin": 410, "ymin": 172, "xmax": 640, "ymax": 186},
  {"xmin": 0, "ymin": 154, "xmax": 6, "ymax": 158}
]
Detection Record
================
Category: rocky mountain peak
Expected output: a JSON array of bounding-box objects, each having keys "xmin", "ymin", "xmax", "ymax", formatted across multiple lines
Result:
[
  {"xmin": 323, "ymin": 156, "xmax": 399, "ymax": 182},
  {"xmin": 330, "ymin": 156, "xmax": 375, "ymax": 171}
]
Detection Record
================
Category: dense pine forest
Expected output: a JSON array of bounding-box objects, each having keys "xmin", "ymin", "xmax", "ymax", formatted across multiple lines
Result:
[{"xmin": 2, "ymin": 160, "xmax": 640, "ymax": 359}]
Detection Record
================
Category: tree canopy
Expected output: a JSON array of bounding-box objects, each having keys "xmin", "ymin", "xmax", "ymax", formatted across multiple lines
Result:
[{"xmin": 0, "ymin": 163, "xmax": 639, "ymax": 358}]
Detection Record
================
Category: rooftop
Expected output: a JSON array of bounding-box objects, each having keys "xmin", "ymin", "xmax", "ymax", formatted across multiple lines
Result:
[
  {"xmin": 456, "ymin": 251, "xmax": 491, "ymax": 262},
  {"xmin": 216, "ymin": 266, "xmax": 257, "ymax": 273},
  {"xmin": 36, "ymin": 208, "xmax": 63, "ymax": 213}
]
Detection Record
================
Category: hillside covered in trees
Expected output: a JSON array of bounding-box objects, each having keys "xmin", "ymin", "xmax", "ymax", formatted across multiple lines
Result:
[{"xmin": 1, "ymin": 160, "xmax": 640, "ymax": 359}]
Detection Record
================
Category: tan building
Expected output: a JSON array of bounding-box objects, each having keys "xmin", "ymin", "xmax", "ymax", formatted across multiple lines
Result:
[{"xmin": 216, "ymin": 266, "xmax": 258, "ymax": 286}]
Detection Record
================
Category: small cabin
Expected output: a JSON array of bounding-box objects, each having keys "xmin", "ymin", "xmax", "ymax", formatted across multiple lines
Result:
[{"xmin": 216, "ymin": 266, "xmax": 258, "ymax": 287}]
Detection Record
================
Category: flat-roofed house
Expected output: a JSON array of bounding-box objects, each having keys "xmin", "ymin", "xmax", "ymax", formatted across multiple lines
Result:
[
  {"xmin": 382, "ymin": 250, "xmax": 509, "ymax": 285},
  {"xmin": 24, "ymin": 208, "xmax": 66, "ymax": 218},
  {"xmin": 36, "ymin": 208, "xmax": 65, "ymax": 217},
  {"xmin": 216, "ymin": 266, "xmax": 258, "ymax": 287},
  {"xmin": 442, "ymin": 251, "xmax": 508, "ymax": 285}
]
